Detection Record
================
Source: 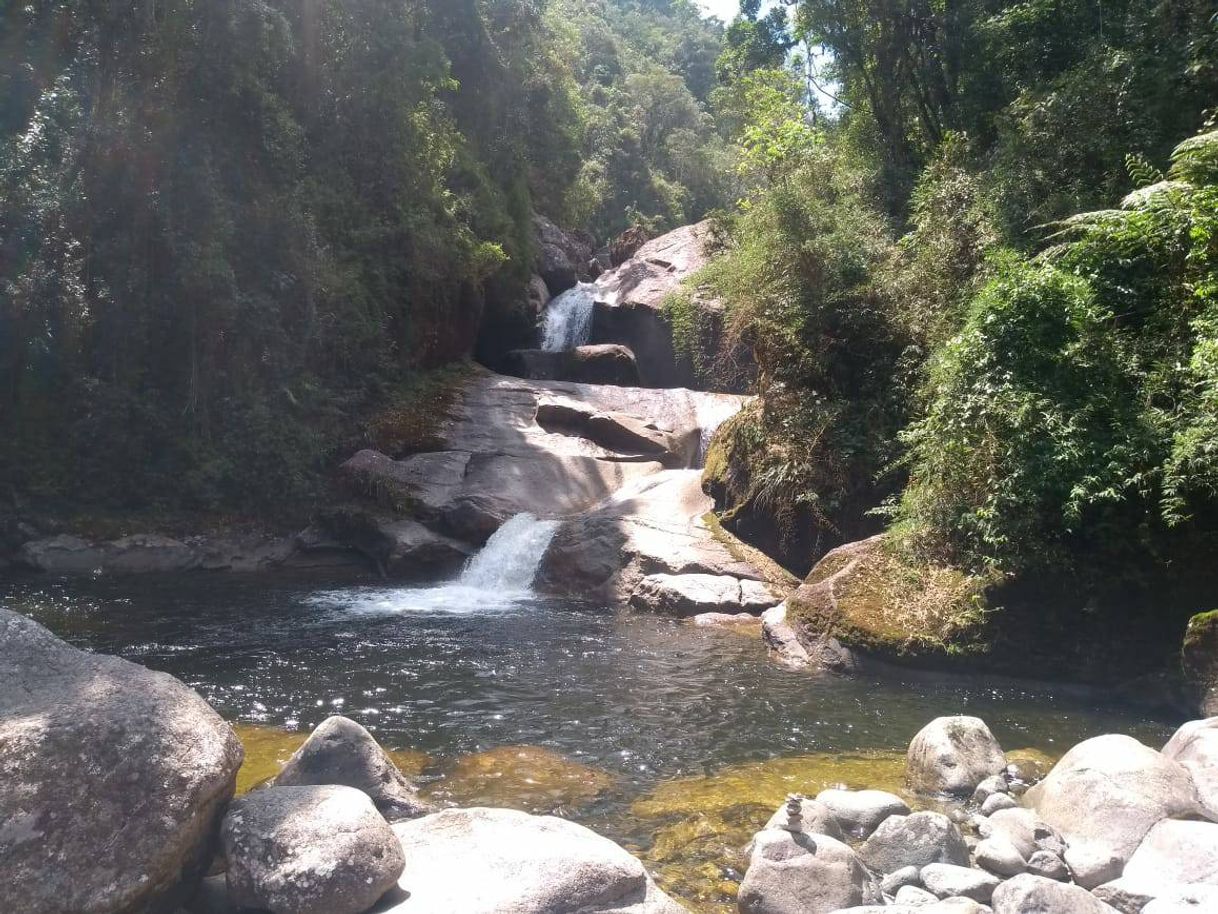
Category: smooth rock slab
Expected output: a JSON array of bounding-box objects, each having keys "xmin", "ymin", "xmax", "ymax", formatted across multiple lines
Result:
[
  {"xmin": 991, "ymin": 874, "xmax": 1120, "ymax": 914},
  {"xmin": 907, "ymin": 717, "xmax": 1007, "ymax": 796},
  {"xmin": 816, "ymin": 788, "xmax": 911, "ymax": 839},
  {"xmin": 738, "ymin": 829, "xmax": 881, "ymax": 914},
  {"xmin": 0, "ymin": 608, "xmax": 243, "ymax": 914},
  {"xmin": 858, "ymin": 812, "xmax": 969, "ymax": 874},
  {"xmin": 222, "ymin": 785, "xmax": 404, "ymax": 914},
  {"xmin": 921, "ymin": 864, "xmax": 999, "ymax": 903},
  {"xmin": 272, "ymin": 715, "xmax": 432, "ymax": 821},
  {"xmin": 1025, "ymin": 734, "xmax": 1202, "ymax": 888},
  {"xmin": 385, "ymin": 807, "xmax": 686, "ymax": 914}
]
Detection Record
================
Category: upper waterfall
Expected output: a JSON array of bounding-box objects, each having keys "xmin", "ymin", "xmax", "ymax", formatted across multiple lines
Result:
[{"xmin": 541, "ymin": 283, "xmax": 597, "ymax": 351}]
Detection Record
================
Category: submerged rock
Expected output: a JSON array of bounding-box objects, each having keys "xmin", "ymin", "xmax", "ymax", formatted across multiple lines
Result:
[
  {"xmin": 907, "ymin": 716, "xmax": 1007, "ymax": 796},
  {"xmin": 0, "ymin": 608, "xmax": 243, "ymax": 914},
  {"xmin": 222, "ymin": 785, "xmax": 404, "ymax": 914},
  {"xmin": 737, "ymin": 829, "xmax": 881, "ymax": 914},
  {"xmin": 385, "ymin": 807, "xmax": 686, "ymax": 914},
  {"xmin": 271, "ymin": 715, "xmax": 433, "ymax": 821},
  {"xmin": 423, "ymin": 745, "xmax": 615, "ymax": 814},
  {"xmin": 1025, "ymin": 734, "xmax": 1201, "ymax": 888}
]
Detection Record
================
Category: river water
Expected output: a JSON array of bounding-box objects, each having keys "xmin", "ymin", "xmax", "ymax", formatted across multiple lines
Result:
[{"xmin": 1, "ymin": 558, "xmax": 1174, "ymax": 911}]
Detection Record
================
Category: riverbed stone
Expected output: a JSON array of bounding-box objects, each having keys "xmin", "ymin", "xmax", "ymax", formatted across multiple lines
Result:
[
  {"xmin": 760, "ymin": 796, "xmax": 845, "ymax": 841},
  {"xmin": 385, "ymin": 807, "xmax": 686, "ymax": 914},
  {"xmin": 1123, "ymin": 818, "xmax": 1218, "ymax": 885},
  {"xmin": 1005, "ymin": 749, "xmax": 1055, "ymax": 785},
  {"xmin": 222, "ymin": 785, "xmax": 404, "ymax": 914},
  {"xmin": 896, "ymin": 885, "xmax": 940, "ymax": 905},
  {"xmin": 631, "ymin": 573, "xmax": 776, "ymax": 618},
  {"xmin": 1024, "ymin": 850, "xmax": 1069, "ymax": 881},
  {"xmin": 738, "ymin": 829, "xmax": 881, "ymax": 914},
  {"xmin": 858, "ymin": 811, "xmax": 970, "ymax": 874},
  {"xmin": 816, "ymin": 788, "xmax": 911, "ymax": 839},
  {"xmin": 907, "ymin": 717, "xmax": 1007, "ymax": 797},
  {"xmin": 920, "ymin": 864, "xmax": 999, "ymax": 903},
  {"xmin": 0, "ymin": 608, "xmax": 244, "ymax": 914},
  {"xmin": 1025, "ymin": 734, "xmax": 1202, "ymax": 888},
  {"xmin": 882, "ymin": 865, "xmax": 923, "ymax": 895},
  {"xmin": 271, "ymin": 715, "xmax": 433, "ymax": 821},
  {"xmin": 981, "ymin": 793, "xmax": 1018, "ymax": 816},
  {"xmin": 1092, "ymin": 878, "xmax": 1160, "ymax": 914},
  {"xmin": 991, "ymin": 874, "xmax": 1120, "ymax": 914},
  {"xmin": 974, "ymin": 836, "xmax": 1027, "ymax": 877},
  {"xmin": 972, "ymin": 775, "xmax": 1009, "ymax": 805},
  {"xmin": 1162, "ymin": 717, "xmax": 1218, "ymax": 820}
]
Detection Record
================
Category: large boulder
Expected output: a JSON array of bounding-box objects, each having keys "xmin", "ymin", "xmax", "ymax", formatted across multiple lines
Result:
[
  {"xmin": 737, "ymin": 829, "xmax": 881, "ymax": 914},
  {"xmin": 907, "ymin": 716, "xmax": 1007, "ymax": 796},
  {"xmin": 759, "ymin": 796, "xmax": 845, "ymax": 842},
  {"xmin": 222, "ymin": 785, "xmax": 404, "ymax": 914},
  {"xmin": 1142, "ymin": 886, "xmax": 1218, "ymax": 914},
  {"xmin": 271, "ymin": 716, "xmax": 433, "ymax": 821},
  {"xmin": 535, "ymin": 214, "xmax": 594, "ymax": 296},
  {"xmin": 1182, "ymin": 612, "xmax": 1218, "ymax": 717},
  {"xmin": 503, "ymin": 346, "xmax": 642, "ymax": 388},
  {"xmin": 0, "ymin": 609, "xmax": 243, "ymax": 914},
  {"xmin": 1163, "ymin": 718, "xmax": 1218, "ymax": 820},
  {"xmin": 857, "ymin": 811, "xmax": 969, "ymax": 874},
  {"xmin": 991, "ymin": 874, "xmax": 1120, "ymax": 914},
  {"xmin": 310, "ymin": 510, "xmax": 470, "ymax": 578},
  {"xmin": 630, "ymin": 573, "xmax": 779, "ymax": 617},
  {"xmin": 1123, "ymin": 818, "xmax": 1218, "ymax": 885},
  {"xmin": 18, "ymin": 533, "xmax": 201, "ymax": 575},
  {"xmin": 1025, "ymin": 734, "xmax": 1202, "ymax": 888},
  {"xmin": 383, "ymin": 807, "xmax": 686, "ymax": 914}
]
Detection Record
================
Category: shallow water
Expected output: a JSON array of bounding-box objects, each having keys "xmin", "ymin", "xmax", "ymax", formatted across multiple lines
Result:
[{"xmin": 2, "ymin": 573, "xmax": 1175, "ymax": 911}]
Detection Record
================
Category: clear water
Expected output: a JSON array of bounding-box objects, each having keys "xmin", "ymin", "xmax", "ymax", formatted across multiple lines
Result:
[
  {"xmin": 540, "ymin": 282, "xmax": 597, "ymax": 351},
  {"xmin": 0, "ymin": 571, "xmax": 1175, "ymax": 910}
]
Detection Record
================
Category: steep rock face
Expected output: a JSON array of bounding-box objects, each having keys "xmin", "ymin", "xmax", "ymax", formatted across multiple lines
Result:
[
  {"xmin": 0, "ymin": 609, "xmax": 243, "ymax": 914},
  {"xmin": 535, "ymin": 214, "xmax": 595, "ymax": 297}
]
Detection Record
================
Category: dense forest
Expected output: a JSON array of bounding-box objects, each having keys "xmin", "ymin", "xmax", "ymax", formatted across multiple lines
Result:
[{"xmin": 3, "ymin": 0, "xmax": 1217, "ymax": 623}]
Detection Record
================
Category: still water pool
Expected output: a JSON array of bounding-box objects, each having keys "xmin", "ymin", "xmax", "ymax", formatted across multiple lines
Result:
[{"xmin": 1, "ymin": 572, "xmax": 1174, "ymax": 911}]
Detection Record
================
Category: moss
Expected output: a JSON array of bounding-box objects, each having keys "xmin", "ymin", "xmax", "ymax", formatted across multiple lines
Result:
[
  {"xmin": 421, "ymin": 745, "xmax": 615, "ymax": 814},
  {"xmin": 233, "ymin": 723, "xmax": 430, "ymax": 795},
  {"xmin": 1184, "ymin": 610, "xmax": 1218, "ymax": 652},
  {"xmin": 363, "ymin": 362, "xmax": 475, "ymax": 458},
  {"xmin": 701, "ymin": 511, "xmax": 798, "ymax": 591}
]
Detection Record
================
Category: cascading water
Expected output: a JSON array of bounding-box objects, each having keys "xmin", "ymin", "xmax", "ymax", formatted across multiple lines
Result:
[
  {"xmin": 307, "ymin": 513, "xmax": 559, "ymax": 615},
  {"xmin": 693, "ymin": 397, "xmax": 745, "ymax": 468},
  {"xmin": 540, "ymin": 283, "xmax": 597, "ymax": 351}
]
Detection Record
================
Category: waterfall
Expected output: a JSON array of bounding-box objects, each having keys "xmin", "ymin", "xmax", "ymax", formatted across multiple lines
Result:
[
  {"xmin": 694, "ymin": 396, "xmax": 745, "ymax": 468},
  {"xmin": 459, "ymin": 513, "xmax": 559, "ymax": 592},
  {"xmin": 541, "ymin": 283, "xmax": 597, "ymax": 352}
]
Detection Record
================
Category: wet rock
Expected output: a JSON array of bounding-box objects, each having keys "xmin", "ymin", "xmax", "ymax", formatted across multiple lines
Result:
[
  {"xmin": 858, "ymin": 811, "xmax": 970, "ymax": 874},
  {"xmin": 186, "ymin": 874, "xmax": 237, "ymax": 914},
  {"xmin": 527, "ymin": 274, "xmax": 551, "ymax": 317},
  {"xmin": 761, "ymin": 602, "xmax": 814, "ymax": 667},
  {"xmin": 1024, "ymin": 850, "xmax": 1069, "ymax": 881},
  {"xmin": 1025, "ymin": 734, "xmax": 1202, "ymax": 888},
  {"xmin": 971, "ymin": 775, "xmax": 1009, "ymax": 805},
  {"xmin": 974, "ymin": 836, "xmax": 1027, "ymax": 877},
  {"xmin": 310, "ymin": 510, "xmax": 470, "ymax": 577},
  {"xmin": 981, "ymin": 793, "xmax": 1018, "ymax": 816},
  {"xmin": 1182, "ymin": 612, "xmax": 1218, "ymax": 717},
  {"xmin": 631, "ymin": 573, "xmax": 779, "ymax": 618},
  {"xmin": 386, "ymin": 807, "xmax": 685, "ymax": 914},
  {"xmin": 0, "ymin": 609, "xmax": 243, "ymax": 914},
  {"xmin": 738, "ymin": 829, "xmax": 881, "ymax": 914},
  {"xmin": 920, "ymin": 864, "xmax": 999, "ymax": 903},
  {"xmin": 907, "ymin": 717, "xmax": 1007, "ymax": 797},
  {"xmin": 689, "ymin": 611, "xmax": 764, "ymax": 630},
  {"xmin": 1162, "ymin": 717, "xmax": 1218, "ymax": 820},
  {"xmin": 222, "ymin": 785, "xmax": 404, "ymax": 914},
  {"xmin": 991, "ymin": 874, "xmax": 1120, "ymax": 914},
  {"xmin": 1123, "ymin": 818, "xmax": 1218, "ymax": 885},
  {"xmin": 271, "ymin": 716, "xmax": 433, "ymax": 821},
  {"xmin": 815, "ymin": 788, "xmax": 911, "ymax": 839}
]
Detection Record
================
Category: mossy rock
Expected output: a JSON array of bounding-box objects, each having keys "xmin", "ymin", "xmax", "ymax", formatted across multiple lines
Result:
[
  {"xmin": 788, "ymin": 535, "xmax": 995, "ymax": 662},
  {"xmin": 421, "ymin": 745, "xmax": 615, "ymax": 814},
  {"xmin": 1183, "ymin": 610, "xmax": 1218, "ymax": 714}
]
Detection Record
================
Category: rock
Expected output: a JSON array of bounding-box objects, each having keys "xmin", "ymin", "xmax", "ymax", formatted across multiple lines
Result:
[
  {"xmin": 690, "ymin": 611, "xmax": 764, "ymax": 631},
  {"xmin": 882, "ymin": 865, "xmax": 923, "ymax": 895},
  {"xmin": 907, "ymin": 717, "xmax": 1007, "ymax": 797},
  {"xmin": 1123, "ymin": 818, "xmax": 1218, "ymax": 885},
  {"xmin": 527, "ymin": 274, "xmax": 551, "ymax": 316},
  {"xmin": 585, "ymin": 410, "xmax": 688, "ymax": 463},
  {"xmin": 504, "ymin": 346, "xmax": 642, "ymax": 388},
  {"xmin": 762, "ymin": 602, "xmax": 813, "ymax": 667},
  {"xmin": 17, "ymin": 533, "xmax": 107, "ymax": 573},
  {"xmin": 535, "ymin": 214, "xmax": 593, "ymax": 296},
  {"xmin": 984, "ymin": 808, "xmax": 1055, "ymax": 860},
  {"xmin": 1024, "ymin": 850, "xmax": 1069, "ymax": 881},
  {"xmin": 17, "ymin": 532, "xmax": 200, "ymax": 575},
  {"xmin": 815, "ymin": 788, "xmax": 911, "ymax": 839},
  {"xmin": 1005, "ymin": 749, "xmax": 1055, "ymax": 785},
  {"xmin": 737, "ymin": 829, "xmax": 882, "ymax": 914},
  {"xmin": 972, "ymin": 775, "xmax": 1009, "ymax": 805},
  {"xmin": 186, "ymin": 874, "xmax": 238, "ymax": 914},
  {"xmin": 1182, "ymin": 612, "xmax": 1218, "ymax": 717},
  {"xmin": 760, "ymin": 796, "xmax": 845, "ymax": 842},
  {"xmin": 311, "ymin": 510, "xmax": 470, "ymax": 577},
  {"xmin": 384, "ymin": 807, "xmax": 686, "ymax": 914},
  {"xmin": 981, "ymin": 793, "xmax": 1018, "ymax": 816},
  {"xmin": 1025, "ymin": 734, "xmax": 1202, "ymax": 887},
  {"xmin": 920, "ymin": 864, "xmax": 999, "ymax": 903},
  {"xmin": 1162, "ymin": 718, "xmax": 1218, "ymax": 820},
  {"xmin": 974, "ymin": 837, "xmax": 1027, "ymax": 877},
  {"xmin": 222, "ymin": 785, "xmax": 404, "ymax": 914},
  {"xmin": 271, "ymin": 716, "xmax": 433, "ymax": 821},
  {"xmin": 1092, "ymin": 878, "xmax": 1157, "ymax": 914},
  {"xmin": 897, "ymin": 885, "xmax": 941, "ymax": 905},
  {"xmin": 1142, "ymin": 886, "xmax": 1218, "ymax": 913},
  {"xmin": 858, "ymin": 812, "xmax": 970, "ymax": 874},
  {"xmin": 991, "ymin": 875, "xmax": 1120, "ymax": 914},
  {"xmin": 0, "ymin": 609, "xmax": 243, "ymax": 914},
  {"xmin": 630, "ymin": 573, "xmax": 779, "ymax": 618}
]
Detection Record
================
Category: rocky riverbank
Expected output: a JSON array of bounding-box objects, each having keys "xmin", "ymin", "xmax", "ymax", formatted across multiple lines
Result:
[{"xmin": 5, "ymin": 605, "xmax": 1217, "ymax": 914}]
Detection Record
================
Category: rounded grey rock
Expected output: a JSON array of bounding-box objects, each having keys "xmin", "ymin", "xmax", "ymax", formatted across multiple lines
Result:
[
  {"xmin": 1025, "ymin": 850, "xmax": 1070, "ymax": 882},
  {"xmin": 816, "ymin": 788, "xmax": 911, "ymax": 839},
  {"xmin": 738, "ymin": 829, "xmax": 881, "ymax": 914},
  {"xmin": 921, "ymin": 863, "xmax": 1000, "ymax": 903},
  {"xmin": 858, "ymin": 811, "xmax": 970, "ymax": 874},
  {"xmin": 992, "ymin": 874, "xmax": 1121, "ymax": 914},
  {"xmin": 980, "ymin": 793, "xmax": 1019, "ymax": 816},
  {"xmin": 974, "ymin": 836, "xmax": 1027, "ymax": 877},
  {"xmin": 907, "ymin": 717, "xmax": 1007, "ymax": 797}
]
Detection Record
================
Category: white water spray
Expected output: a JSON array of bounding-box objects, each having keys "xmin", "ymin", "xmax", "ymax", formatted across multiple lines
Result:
[
  {"xmin": 541, "ymin": 283, "xmax": 597, "ymax": 351},
  {"xmin": 458, "ymin": 513, "xmax": 560, "ymax": 592}
]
